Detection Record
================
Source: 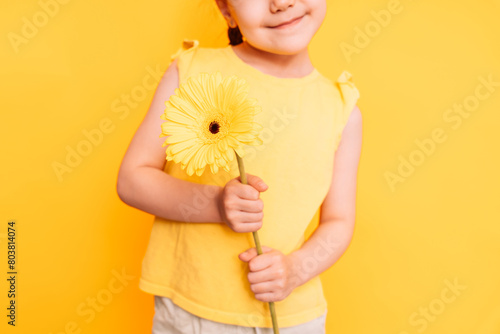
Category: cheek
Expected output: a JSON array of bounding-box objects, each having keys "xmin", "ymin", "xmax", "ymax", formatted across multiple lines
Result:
[
  {"xmin": 237, "ymin": 19, "xmax": 260, "ymax": 34},
  {"xmin": 308, "ymin": 0, "xmax": 327, "ymax": 22},
  {"xmin": 304, "ymin": 5, "xmax": 326, "ymax": 33},
  {"xmin": 232, "ymin": 4, "xmax": 267, "ymax": 32}
]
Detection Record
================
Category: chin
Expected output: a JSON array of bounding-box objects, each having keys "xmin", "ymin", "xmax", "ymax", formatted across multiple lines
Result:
[
  {"xmin": 249, "ymin": 34, "xmax": 314, "ymax": 55},
  {"xmin": 266, "ymin": 39, "xmax": 312, "ymax": 55}
]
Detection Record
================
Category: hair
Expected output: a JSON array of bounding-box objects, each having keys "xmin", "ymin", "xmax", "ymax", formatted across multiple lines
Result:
[
  {"xmin": 215, "ymin": 0, "xmax": 243, "ymax": 45},
  {"xmin": 228, "ymin": 26, "xmax": 243, "ymax": 45}
]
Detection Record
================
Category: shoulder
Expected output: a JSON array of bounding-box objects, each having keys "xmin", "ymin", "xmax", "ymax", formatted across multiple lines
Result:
[
  {"xmin": 170, "ymin": 39, "xmax": 228, "ymax": 61},
  {"xmin": 312, "ymin": 70, "xmax": 360, "ymax": 98},
  {"xmin": 332, "ymin": 71, "xmax": 361, "ymax": 119},
  {"xmin": 334, "ymin": 71, "xmax": 360, "ymax": 100},
  {"xmin": 165, "ymin": 43, "xmax": 227, "ymax": 81},
  {"xmin": 317, "ymin": 70, "xmax": 359, "ymax": 93},
  {"xmin": 311, "ymin": 71, "xmax": 361, "ymax": 119},
  {"xmin": 170, "ymin": 39, "xmax": 199, "ymax": 61},
  {"xmin": 169, "ymin": 40, "xmax": 228, "ymax": 79},
  {"xmin": 348, "ymin": 104, "xmax": 363, "ymax": 125},
  {"xmin": 311, "ymin": 68, "xmax": 338, "ymax": 89}
]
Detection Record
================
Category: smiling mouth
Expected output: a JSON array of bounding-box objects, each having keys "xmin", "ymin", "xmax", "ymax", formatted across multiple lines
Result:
[{"xmin": 269, "ymin": 15, "xmax": 305, "ymax": 28}]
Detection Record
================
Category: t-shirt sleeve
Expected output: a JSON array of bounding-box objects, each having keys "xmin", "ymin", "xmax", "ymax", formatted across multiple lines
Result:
[
  {"xmin": 169, "ymin": 39, "xmax": 199, "ymax": 84},
  {"xmin": 334, "ymin": 70, "xmax": 360, "ymax": 149}
]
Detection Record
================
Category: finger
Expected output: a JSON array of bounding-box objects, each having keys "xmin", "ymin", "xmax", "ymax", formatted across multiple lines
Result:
[
  {"xmin": 249, "ymin": 281, "xmax": 274, "ymax": 294},
  {"xmin": 248, "ymin": 253, "xmax": 274, "ymax": 272},
  {"xmin": 239, "ymin": 247, "xmax": 262, "ymax": 262},
  {"xmin": 239, "ymin": 247, "xmax": 258, "ymax": 262},
  {"xmin": 239, "ymin": 247, "xmax": 254, "ymax": 256},
  {"xmin": 247, "ymin": 267, "xmax": 276, "ymax": 284},
  {"xmin": 233, "ymin": 183, "xmax": 260, "ymax": 200},
  {"xmin": 260, "ymin": 246, "xmax": 273, "ymax": 253},
  {"xmin": 235, "ymin": 198, "xmax": 264, "ymax": 213},
  {"xmin": 246, "ymin": 173, "xmax": 269, "ymax": 192},
  {"xmin": 239, "ymin": 245, "xmax": 273, "ymax": 262},
  {"xmin": 237, "ymin": 212, "xmax": 263, "ymax": 224},
  {"xmin": 254, "ymin": 292, "xmax": 277, "ymax": 303},
  {"xmin": 232, "ymin": 210, "xmax": 262, "ymax": 221},
  {"xmin": 234, "ymin": 221, "xmax": 263, "ymax": 234}
]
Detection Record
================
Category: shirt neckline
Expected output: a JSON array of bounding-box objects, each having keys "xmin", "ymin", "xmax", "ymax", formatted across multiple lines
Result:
[{"xmin": 223, "ymin": 45, "xmax": 320, "ymax": 85}]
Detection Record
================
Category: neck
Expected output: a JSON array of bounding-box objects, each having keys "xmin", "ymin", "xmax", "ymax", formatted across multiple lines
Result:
[{"xmin": 232, "ymin": 41, "xmax": 315, "ymax": 79}]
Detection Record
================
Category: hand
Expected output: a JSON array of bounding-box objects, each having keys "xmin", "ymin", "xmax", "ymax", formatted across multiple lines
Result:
[
  {"xmin": 218, "ymin": 173, "xmax": 268, "ymax": 233},
  {"xmin": 238, "ymin": 246, "xmax": 301, "ymax": 302}
]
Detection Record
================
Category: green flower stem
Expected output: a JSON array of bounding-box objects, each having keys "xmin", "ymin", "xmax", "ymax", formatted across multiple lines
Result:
[{"xmin": 235, "ymin": 151, "xmax": 280, "ymax": 334}]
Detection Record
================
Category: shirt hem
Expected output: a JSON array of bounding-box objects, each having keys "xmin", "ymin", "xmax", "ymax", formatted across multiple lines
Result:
[{"xmin": 139, "ymin": 277, "xmax": 327, "ymax": 328}]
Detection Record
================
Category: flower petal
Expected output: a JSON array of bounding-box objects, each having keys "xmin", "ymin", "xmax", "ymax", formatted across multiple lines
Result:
[
  {"xmin": 234, "ymin": 145, "xmax": 245, "ymax": 158},
  {"xmin": 181, "ymin": 81, "xmax": 212, "ymax": 112},
  {"xmin": 230, "ymin": 122, "xmax": 254, "ymax": 133},
  {"xmin": 225, "ymin": 135, "xmax": 240, "ymax": 148},
  {"xmin": 195, "ymin": 166, "xmax": 205, "ymax": 176},
  {"xmin": 161, "ymin": 122, "xmax": 194, "ymax": 135},
  {"xmin": 217, "ymin": 138, "xmax": 228, "ymax": 152},
  {"xmin": 210, "ymin": 162, "xmax": 219, "ymax": 174},
  {"xmin": 223, "ymin": 148, "xmax": 235, "ymax": 162},
  {"xmin": 165, "ymin": 132, "xmax": 197, "ymax": 144},
  {"xmin": 216, "ymin": 156, "xmax": 228, "ymax": 169},
  {"xmin": 180, "ymin": 144, "xmax": 203, "ymax": 167},
  {"xmin": 164, "ymin": 108, "xmax": 198, "ymax": 125},
  {"xmin": 235, "ymin": 133, "xmax": 258, "ymax": 142},
  {"xmin": 193, "ymin": 145, "xmax": 209, "ymax": 171},
  {"xmin": 207, "ymin": 144, "xmax": 215, "ymax": 164}
]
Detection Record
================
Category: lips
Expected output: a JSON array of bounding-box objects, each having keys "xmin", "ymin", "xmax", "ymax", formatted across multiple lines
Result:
[{"xmin": 270, "ymin": 15, "xmax": 304, "ymax": 28}]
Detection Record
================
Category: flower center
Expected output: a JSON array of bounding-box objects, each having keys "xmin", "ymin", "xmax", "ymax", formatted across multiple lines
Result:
[
  {"xmin": 201, "ymin": 114, "xmax": 229, "ymax": 144},
  {"xmin": 209, "ymin": 121, "xmax": 220, "ymax": 134}
]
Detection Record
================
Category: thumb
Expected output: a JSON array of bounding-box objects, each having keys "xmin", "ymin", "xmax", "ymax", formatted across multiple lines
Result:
[
  {"xmin": 239, "ymin": 248, "xmax": 255, "ymax": 262},
  {"xmin": 245, "ymin": 173, "xmax": 268, "ymax": 192},
  {"xmin": 239, "ymin": 246, "xmax": 273, "ymax": 262}
]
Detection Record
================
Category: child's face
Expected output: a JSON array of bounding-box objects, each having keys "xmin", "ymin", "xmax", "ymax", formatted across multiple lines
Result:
[{"xmin": 219, "ymin": 0, "xmax": 326, "ymax": 54}]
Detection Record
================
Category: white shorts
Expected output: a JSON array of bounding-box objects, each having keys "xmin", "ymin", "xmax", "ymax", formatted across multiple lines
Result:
[{"xmin": 152, "ymin": 295, "xmax": 327, "ymax": 334}]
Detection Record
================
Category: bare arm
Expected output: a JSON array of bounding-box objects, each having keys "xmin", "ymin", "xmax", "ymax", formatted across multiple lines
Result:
[
  {"xmin": 289, "ymin": 105, "xmax": 362, "ymax": 286},
  {"xmin": 116, "ymin": 59, "xmax": 224, "ymax": 223}
]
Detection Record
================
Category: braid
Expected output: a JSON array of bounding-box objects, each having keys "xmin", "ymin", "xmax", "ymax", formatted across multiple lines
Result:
[{"xmin": 228, "ymin": 26, "xmax": 243, "ymax": 45}]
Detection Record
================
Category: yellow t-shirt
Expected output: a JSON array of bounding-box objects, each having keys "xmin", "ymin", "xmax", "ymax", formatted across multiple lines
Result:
[{"xmin": 139, "ymin": 39, "xmax": 360, "ymax": 328}]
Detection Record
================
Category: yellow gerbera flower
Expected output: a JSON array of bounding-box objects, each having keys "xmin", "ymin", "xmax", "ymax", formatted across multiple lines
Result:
[{"xmin": 160, "ymin": 71, "xmax": 263, "ymax": 176}]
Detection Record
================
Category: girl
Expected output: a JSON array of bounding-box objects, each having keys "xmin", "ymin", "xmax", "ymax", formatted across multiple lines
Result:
[{"xmin": 117, "ymin": 0, "xmax": 362, "ymax": 333}]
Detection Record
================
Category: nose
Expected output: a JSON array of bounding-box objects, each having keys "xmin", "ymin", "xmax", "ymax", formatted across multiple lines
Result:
[{"xmin": 270, "ymin": 0, "xmax": 295, "ymax": 13}]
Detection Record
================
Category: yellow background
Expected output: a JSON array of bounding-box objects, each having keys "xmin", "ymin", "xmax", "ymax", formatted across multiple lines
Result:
[{"xmin": 1, "ymin": 0, "xmax": 499, "ymax": 333}]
